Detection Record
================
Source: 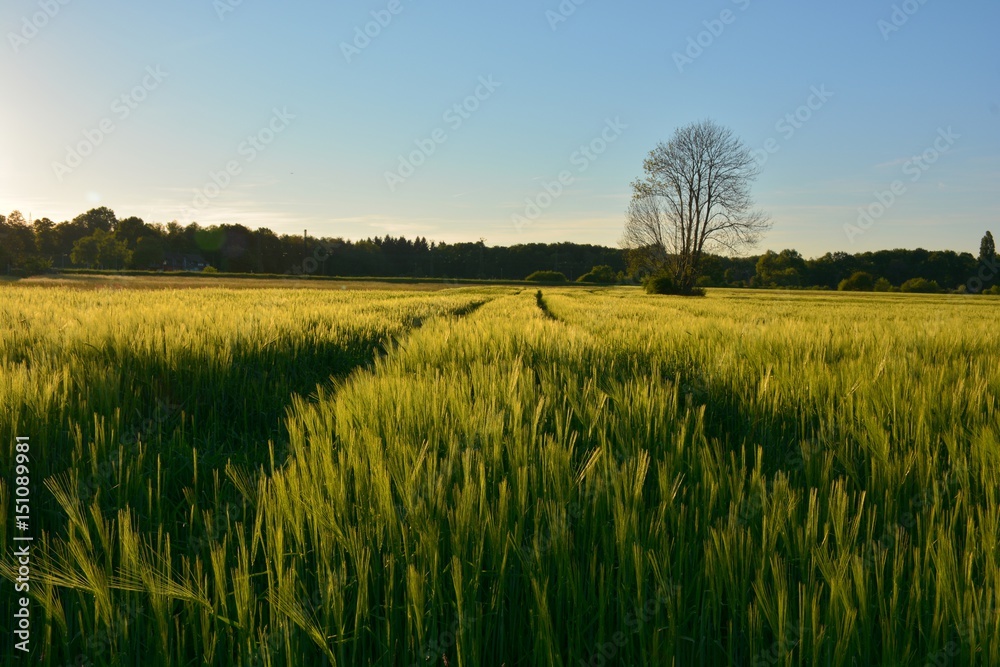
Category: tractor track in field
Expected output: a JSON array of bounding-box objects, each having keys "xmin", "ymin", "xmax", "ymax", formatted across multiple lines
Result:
[
  {"xmin": 533, "ymin": 289, "xmax": 560, "ymax": 321},
  {"xmin": 402, "ymin": 297, "xmax": 494, "ymax": 331},
  {"xmin": 449, "ymin": 298, "xmax": 491, "ymax": 319}
]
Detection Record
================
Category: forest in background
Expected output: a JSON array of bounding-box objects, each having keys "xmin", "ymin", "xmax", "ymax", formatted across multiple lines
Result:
[{"xmin": 1, "ymin": 206, "xmax": 996, "ymax": 293}]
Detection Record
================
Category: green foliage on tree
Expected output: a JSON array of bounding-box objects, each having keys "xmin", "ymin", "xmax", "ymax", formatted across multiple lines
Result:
[
  {"xmin": 644, "ymin": 274, "xmax": 675, "ymax": 294},
  {"xmin": 525, "ymin": 270, "xmax": 567, "ymax": 283},
  {"xmin": 644, "ymin": 273, "xmax": 705, "ymax": 296},
  {"xmin": 70, "ymin": 229, "xmax": 132, "ymax": 269},
  {"xmin": 900, "ymin": 277, "xmax": 941, "ymax": 294},
  {"xmin": 576, "ymin": 265, "xmax": 617, "ymax": 284},
  {"xmin": 839, "ymin": 271, "xmax": 876, "ymax": 292},
  {"xmin": 117, "ymin": 216, "xmax": 149, "ymax": 247},
  {"xmin": 1, "ymin": 210, "xmax": 39, "ymax": 273},
  {"xmin": 132, "ymin": 236, "xmax": 165, "ymax": 269},
  {"xmin": 980, "ymin": 231, "xmax": 996, "ymax": 264},
  {"xmin": 32, "ymin": 218, "xmax": 59, "ymax": 257},
  {"xmin": 4, "ymin": 205, "xmax": 1000, "ymax": 291},
  {"xmin": 73, "ymin": 206, "xmax": 118, "ymax": 233},
  {"xmin": 755, "ymin": 250, "xmax": 806, "ymax": 287}
]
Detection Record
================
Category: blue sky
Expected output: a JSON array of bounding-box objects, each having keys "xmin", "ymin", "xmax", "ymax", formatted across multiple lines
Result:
[{"xmin": 1, "ymin": 0, "xmax": 997, "ymax": 257}]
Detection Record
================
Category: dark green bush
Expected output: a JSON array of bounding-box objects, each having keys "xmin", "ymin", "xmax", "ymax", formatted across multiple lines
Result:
[
  {"xmin": 900, "ymin": 277, "xmax": 941, "ymax": 294},
  {"xmin": 873, "ymin": 277, "xmax": 893, "ymax": 292},
  {"xmin": 838, "ymin": 271, "xmax": 876, "ymax": 292},
  {"xmin": 644, "ymin": 274, "xmax": 705, "ymax": 296},
  {"xmin": 526, "ymin": 270, "xmax": 567, "ymax": 283},
  {"xmin": 645, "ymin": 274, "xmax": 675, "ymax": 294},
  {"xmin": 576, "ymin": 265, "xmax": 617, "ymax": 284},
  {"xmin": 15, "ymin": 256, "xmax": 53, "ymax": 277}
]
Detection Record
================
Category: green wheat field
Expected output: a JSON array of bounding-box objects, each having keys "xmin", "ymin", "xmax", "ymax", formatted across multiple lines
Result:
[{"xmin": 2, "ymin": 282, "xmax": 999, "ymax": 666}]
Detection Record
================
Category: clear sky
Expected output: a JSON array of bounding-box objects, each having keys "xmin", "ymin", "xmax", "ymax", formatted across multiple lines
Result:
[{"xmin": 2, "ymin": 0, "xmax": 997, "ymax": 257}]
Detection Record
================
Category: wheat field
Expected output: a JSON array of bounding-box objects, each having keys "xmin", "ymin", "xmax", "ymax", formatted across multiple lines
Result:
[{"xmin": 2, "ymin": 283, "xmax": 999, "ymax": 665}]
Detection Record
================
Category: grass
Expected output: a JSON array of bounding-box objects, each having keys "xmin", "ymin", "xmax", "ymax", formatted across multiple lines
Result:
[
  {"xmin": 2, "ymin": 284, "xmax": 999, "ymax": 665},
  {"xmin": 33, "ymin": 270, "xmax": 602, "ymax": 289},
  {"xmin": 16, "ymin": 274, "xmax": 492, "ymax": 292}
]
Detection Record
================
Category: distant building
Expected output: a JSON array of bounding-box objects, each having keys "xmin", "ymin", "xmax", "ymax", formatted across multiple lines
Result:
[{"xmin": 161, "ymin": 253, "xmax": 209, "ymax": 272}]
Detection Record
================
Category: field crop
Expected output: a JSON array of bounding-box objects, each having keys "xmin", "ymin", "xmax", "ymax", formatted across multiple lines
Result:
[{"xmin": 2, "ymin": 283, "xmax": 999, "ymax": 665}]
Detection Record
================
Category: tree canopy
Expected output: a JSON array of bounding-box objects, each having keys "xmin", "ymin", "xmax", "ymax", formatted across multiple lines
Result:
[
  {"xmin": 622, "ymin": 120, "xmax": 770, "ymax": 292},
  {"xmin": 0, "ymin": 207, "xmax": 993, "ymax": 295}
]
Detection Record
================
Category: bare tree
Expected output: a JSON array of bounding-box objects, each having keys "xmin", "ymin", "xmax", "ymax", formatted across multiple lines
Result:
[{"xmin": 622, "ymin": 119, "xmax": 770, "ymax": 291}]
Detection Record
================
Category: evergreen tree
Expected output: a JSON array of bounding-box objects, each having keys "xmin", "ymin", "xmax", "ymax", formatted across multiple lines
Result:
[{"xmin": 980, "ymin": 231, "xmax": 996, "ymax": 264}]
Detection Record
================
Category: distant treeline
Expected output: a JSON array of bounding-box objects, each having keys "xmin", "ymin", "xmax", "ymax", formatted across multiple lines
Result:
[
  {"xmin": 699, "ymin": 246, "xmax": 996, "ymax": 294},
  {"xmin": 0, "ymin": 207, "xmax": 995, "ymax": 292},
  {"xmin": 0, "ymin": 207, "xmax": 622, "ymax": 281}
]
